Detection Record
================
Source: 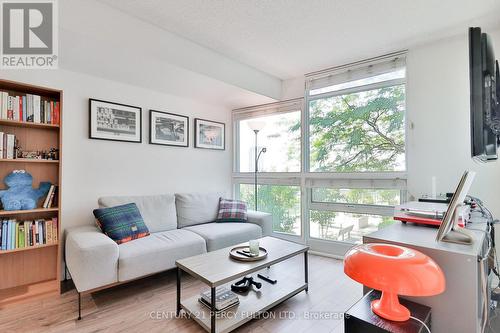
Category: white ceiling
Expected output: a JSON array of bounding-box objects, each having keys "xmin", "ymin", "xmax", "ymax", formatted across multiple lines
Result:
[{"xmin": 98, "ymin": 0, "xmax": 500, "ymax": 80}]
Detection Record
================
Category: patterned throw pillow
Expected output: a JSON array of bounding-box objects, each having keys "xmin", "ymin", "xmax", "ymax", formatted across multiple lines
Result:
[
  {"xmin": 216, "ymin": 198, "xmax": 248, "ymax": 222},
  {"xmin": 93, "ymin": 203, "xmax": 150, "ymax": 244}
]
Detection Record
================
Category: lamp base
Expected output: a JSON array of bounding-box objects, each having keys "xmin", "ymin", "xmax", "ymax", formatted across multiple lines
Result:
[{"xmin": 371, "ymin": 291, "xmax": 410, "ymax": 322}]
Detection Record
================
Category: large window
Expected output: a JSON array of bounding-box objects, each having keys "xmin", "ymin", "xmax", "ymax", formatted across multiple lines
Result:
[{"xmin": 233, "ymin": 52, "xmax": 407, "ymax": 254}]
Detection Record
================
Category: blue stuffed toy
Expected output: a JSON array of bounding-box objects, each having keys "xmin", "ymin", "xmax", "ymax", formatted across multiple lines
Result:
[{"xmin": 0, "ymin": 170, "xmax": 51, "ymax": 210}]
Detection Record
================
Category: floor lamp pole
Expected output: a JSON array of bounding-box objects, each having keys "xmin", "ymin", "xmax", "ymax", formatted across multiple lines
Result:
[{"xmin": 254, "ymin": 130, "xmax": 259, "ymax": 211}]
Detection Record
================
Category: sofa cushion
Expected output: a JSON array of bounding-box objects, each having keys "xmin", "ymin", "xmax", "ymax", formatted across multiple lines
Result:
[
  {"xmin": 98, "ymin": 194, "xmax": 177, "ymax": 233},
  {"xmin": 183, "ymin": 222, "xmax": 262, "ymax": 251},
  {"xmin": 175, "ymin": 192, "xmax": 224, "ymax": 228},
  {"xmin": 93, "ymin": 203, "xmax": 150, "ymax": 244},
  {"xmin": 117, "ymin": 229, "xmax": 206, "ymax": 281},
  {"xmin": 216, "ymin": 198, "xmax": 247, "ymax": 223}
]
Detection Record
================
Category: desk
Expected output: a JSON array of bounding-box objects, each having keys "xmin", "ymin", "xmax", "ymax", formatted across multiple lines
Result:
[{"xmin": 363, "ymin": 212, "xmax": 490, "ymax": 333}]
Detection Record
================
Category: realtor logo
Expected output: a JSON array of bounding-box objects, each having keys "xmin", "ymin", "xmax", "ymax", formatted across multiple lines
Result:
[{"xmin": 1, "ymin": 0, "xmax": 58, "ymax": 68}]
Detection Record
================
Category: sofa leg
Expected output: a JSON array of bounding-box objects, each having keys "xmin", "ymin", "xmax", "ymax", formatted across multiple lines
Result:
[
  {"xmin": 77, "ymin": 292, "xmax": 82, "ymax": 320},
  {"xmin": 64, "ymin": 265, "xmax": 68, "ymax": 281}
]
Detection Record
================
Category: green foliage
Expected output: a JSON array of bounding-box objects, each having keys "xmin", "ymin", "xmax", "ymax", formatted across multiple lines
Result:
[
  {"xmin": 308, "ymin": 85, "xmax": 405, "ymax": 172},
  {"xmin": 313, "ymin": 188, "xmax": 400, "ymax": 206},
  {"xmin": 239, "ymin": 184, "xmax": 300, "ymax": 234},
  {"xmin": 309, "ymin": 210, "xmax": 337, "ymax": 240}
]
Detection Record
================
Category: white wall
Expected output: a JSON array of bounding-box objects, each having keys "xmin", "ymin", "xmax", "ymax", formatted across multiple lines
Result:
[
  {"xmin": 406, "ymin": 28, "xmax": 500, "ymax": 217},
  {"xmin": 282, "ymin": 28, "xmax": 500, "ymax": 217},
  {"xmin": 0, "ymin": 69, "xmax": 232, "ymax": 231}
]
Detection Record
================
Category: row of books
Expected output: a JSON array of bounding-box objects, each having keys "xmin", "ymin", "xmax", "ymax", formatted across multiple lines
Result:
[
  {"xmin": 0, "ymin": 218, "xmax": 58, "ymax": 251},
  {"xmin": 42, "ymin": 185, "xmax": 58, "ymax": 208},
  {"xmin": 199, "ymin": 286, "xmax": 239, "ymax": 312},
  {"xmin": 0, "ymin": 91, "xmax": 60, "ymax": 125},
  {"xmin": 0, "ymin": 132, "xmax": 16, "ymax": 159}
]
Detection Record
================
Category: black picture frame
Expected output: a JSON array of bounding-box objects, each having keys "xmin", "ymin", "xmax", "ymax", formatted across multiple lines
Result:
[
  {"xmin": 149, "ymin": 110, "xmax": 189, "ymax": 147},
  {"xmin": 194, "ymin": 118, "xmax": 225, "ymax": 150},
  {"xmin": 89, "ymin": 98, "xmax": 142, "ymax": 143}
]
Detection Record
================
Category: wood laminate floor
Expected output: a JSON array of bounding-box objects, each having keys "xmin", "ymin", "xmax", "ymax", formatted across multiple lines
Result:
[
  {"xmin": 0, "ymin": 254, "xmax": 361, "ymax": 333},
  {"xmin": 2, "ymin": 254, "xmax": 498, "ymax": 333}
]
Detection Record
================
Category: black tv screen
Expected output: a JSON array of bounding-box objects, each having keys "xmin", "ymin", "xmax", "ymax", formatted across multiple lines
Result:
[{"xmin": 469, "ymin": 27, "xmax": 498, "ymax": 161}]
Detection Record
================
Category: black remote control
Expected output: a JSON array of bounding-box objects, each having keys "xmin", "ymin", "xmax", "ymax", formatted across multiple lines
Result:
[{"xmin": 257, "ymin": 273, "xmax": 277, "ymax": 284}]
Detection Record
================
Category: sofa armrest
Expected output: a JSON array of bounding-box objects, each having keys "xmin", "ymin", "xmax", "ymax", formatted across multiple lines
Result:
[
  {"xmin": 65, "ymin": 225, "xmax": 119, "ymax": 292},
  {"xmin": 247, "ymin": 210, "xmax": 272, "ymax": 236}
]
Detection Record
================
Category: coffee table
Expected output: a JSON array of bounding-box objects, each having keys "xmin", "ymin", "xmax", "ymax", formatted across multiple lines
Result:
[{"xmin": 176, "ymin": 236, "xmax": 309, "ymax": 333}]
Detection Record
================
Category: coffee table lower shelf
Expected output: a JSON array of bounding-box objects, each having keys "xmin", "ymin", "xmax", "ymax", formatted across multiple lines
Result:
[{"xmin": 181, "ymin": 277, "xmax": 307, "ymax": 333}]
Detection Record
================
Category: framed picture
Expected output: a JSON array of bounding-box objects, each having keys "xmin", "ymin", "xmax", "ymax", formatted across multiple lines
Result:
[
  {"xmin": 194, "ymin": 118, "xmax": 225, "ymax": 150},
  {"xmin": 149, "ymin": 110, "xmax": 189, "ymax": 147},
  {"xmin": 89, "ymin": 99, "xmax": 142, "ymax": 143}
]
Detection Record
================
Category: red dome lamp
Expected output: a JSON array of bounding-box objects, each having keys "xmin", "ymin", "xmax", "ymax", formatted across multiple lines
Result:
[{"xmin": 344, "ymin": 243, "xmax": 445, "ymax": 322}]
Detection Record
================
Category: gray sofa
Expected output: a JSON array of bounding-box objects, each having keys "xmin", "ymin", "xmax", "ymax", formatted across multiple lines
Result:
[{"xmin": 65, "ymin": 192, "xmax": 272, "ymax": 294}]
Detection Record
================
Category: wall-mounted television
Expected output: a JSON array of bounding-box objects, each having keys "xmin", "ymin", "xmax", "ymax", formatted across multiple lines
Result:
[{"xmin": 469, "ymin": 27, "xmax": 499, "ymax": 162}]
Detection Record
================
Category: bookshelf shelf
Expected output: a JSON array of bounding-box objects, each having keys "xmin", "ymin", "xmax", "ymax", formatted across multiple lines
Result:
[
  {"xmin": 0, "ymin": 79, "xmax": 62, "ymax": 306},
  {"xmin": 0, "ymin": 158, "xmax": 59, "ymax": 164},
  {"xmin": 0, "ymin": 207, "xmax": 58, "ymax": 216},
  {"xmin": 0, "ymin": 242, "xmax": 58, "ymax": 255},
  {"xmin": 0, "ymin": 119, "xmax": 59, "ymax": 129}
]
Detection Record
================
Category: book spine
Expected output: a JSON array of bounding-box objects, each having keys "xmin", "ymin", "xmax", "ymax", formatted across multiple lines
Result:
[
  {"xmin": 27, "ymin": 94, "xmax": 33, "ymax": 122},
  {"xmin": 36, "ymin": 95, "xmax": 41, "ymax": 123},
  {"xmin": 24, "ymin": 221, "xmax": 29, "ymax": 247},
  {"xmin": 34, "ymin": 220, "xmax": 39, "ymax": 245},
  {"xmin": 19, "ymin": 224, "xmax": 24, "ymax": 248},
  {"xmin": 6, "ymin": 134, "xmax": 15, "ymax": 159},
  {"xmin": 30, "ymin": 221, "xmax": 34, "ymax": 246},
  {"xmin": 3, "ymin": 133, "xmax": 6, "ymax": 159},
  {"xmin": 55, "ymin": 101, "xmax": 60, "ymax": 125},
  {"xmin": 13, "ymin": 96, "xmax": 19, "ymax": 121},
  {"xmin": 8, "ymin": 220, "xmax": 13, "ymax": 250},
  {"xmin": 19, "ymin": 96, "xmax": 23, "ymax": 121},
  {"xmin": 2, "ymin": 92, "xmax": 8, "ymax": 119},
  {"xmin": 0, "ymin": 132, "xmax": 4, "ymax": 160},
  {"xmin": 43, "ymin": 185, "xmax": 55, "ymax": 208},
  {"xmin": 53, "ymin": 218, "xmax": 58, "ymax": 242},
  {"xmin": 48, "ymin": 188, "xmax": 55, "ymax": 208},
  {"xmin": 41, "ymin": 220, "xmax": 46, "ymax": 244},
  {"xmin": 15, "ymin": 221, "xmax": 18, "ymax": 249},
  {"xmin": 46, "ymin": 219, "xmax": 51, "ymax": 244},
  {"xmin": 22, "ymin": 95, "xmax": 26, "ymax": 122},
  {"xmin": 48, "ymin": 101, "xmax": 52, "ymax": 124},
  {"xmin": 7, "ymin": 96, "xmax": 13, "ymax": 120},
  {"xmin": 1, "ymin": 221, "xmax": 5, "ymax": 250}
]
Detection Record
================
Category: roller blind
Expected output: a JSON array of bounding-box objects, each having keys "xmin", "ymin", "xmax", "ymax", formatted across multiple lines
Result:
[
  {"xmin": 306, "ymin": 51, "xmax": 407, "ymax": 94},
  {"xmin": 232, "ymin": 98, "xmax": 303, "ymax": 121}
]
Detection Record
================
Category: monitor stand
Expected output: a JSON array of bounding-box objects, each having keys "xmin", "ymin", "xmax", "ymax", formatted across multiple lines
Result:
[{"xmin": 441, "ymin": 206, "xmax": 473, "ymax": 245}]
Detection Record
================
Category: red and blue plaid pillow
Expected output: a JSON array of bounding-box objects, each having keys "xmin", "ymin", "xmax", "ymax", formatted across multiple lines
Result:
[{"xmin": 216, "ymin": 198, "xmax": 248, "ymax": 223}]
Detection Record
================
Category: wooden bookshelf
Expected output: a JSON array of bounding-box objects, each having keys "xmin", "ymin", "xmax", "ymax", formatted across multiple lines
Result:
[
  {"xmin": 0, "ymin": 207, "xmax": 59, "ymax": 216},
  {"xmin": 0, "ymin": 79, "xmax": 62, "ymax": 308},
  {"xmin": 0, "ymin": 242, "xmax": 58, "ymax": 255},
  {"xmin": 0, "ymin": 119, "xmax": 59, "ymax": 129}
]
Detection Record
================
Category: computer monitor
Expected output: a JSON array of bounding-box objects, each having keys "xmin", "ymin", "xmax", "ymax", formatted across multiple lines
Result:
[{"xmin": 436, "ymin": 170, "xmax": 476, "ymax": 245}]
